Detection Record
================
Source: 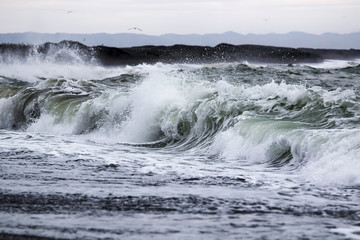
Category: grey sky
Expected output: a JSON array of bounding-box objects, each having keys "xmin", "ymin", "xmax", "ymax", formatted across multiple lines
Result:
[{"xmin": 0, "ymin": 0, "xmax": 359, "ymax": 35}]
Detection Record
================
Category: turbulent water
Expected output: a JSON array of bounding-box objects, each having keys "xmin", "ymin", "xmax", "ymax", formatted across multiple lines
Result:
[{"xmin": 0, "ymin": 46, "xmax": 360, "ymax": 240}]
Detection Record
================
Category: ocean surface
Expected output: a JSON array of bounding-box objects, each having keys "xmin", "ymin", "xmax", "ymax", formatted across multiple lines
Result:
[{"xmin": 0, "ymin": 46, "xmax": 360, "ymax": 240}]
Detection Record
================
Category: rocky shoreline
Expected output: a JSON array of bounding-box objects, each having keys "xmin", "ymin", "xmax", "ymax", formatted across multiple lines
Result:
[{"xmin": 1, "ymin": 40, "xmax": 360, "ymax": 66}]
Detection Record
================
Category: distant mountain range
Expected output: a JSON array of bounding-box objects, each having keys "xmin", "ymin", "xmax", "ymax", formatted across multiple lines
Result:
[{"xmin": 1, "ymin": 31, "xmax": 360, "ymax": 49}]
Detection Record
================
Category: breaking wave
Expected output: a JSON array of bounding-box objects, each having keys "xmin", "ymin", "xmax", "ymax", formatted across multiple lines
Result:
[{"xmin": 1, "ymin": 61, "xmax": 360, "ymax": 186}]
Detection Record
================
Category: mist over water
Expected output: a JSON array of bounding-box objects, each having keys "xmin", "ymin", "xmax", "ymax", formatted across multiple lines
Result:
[{"xmin": 0, "ymin": 45, "xmax": 360, "ymax": 239}]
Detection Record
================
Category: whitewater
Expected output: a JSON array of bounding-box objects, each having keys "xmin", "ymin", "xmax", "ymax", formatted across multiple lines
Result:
[{"xmin": 0, "ymin": 45, "xmax": 360, "ymax": 240}]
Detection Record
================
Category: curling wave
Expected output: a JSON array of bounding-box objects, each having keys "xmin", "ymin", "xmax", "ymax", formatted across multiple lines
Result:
[{"xmin": 1, "ymin": 61, "xmax": 360, "ymax": 186}]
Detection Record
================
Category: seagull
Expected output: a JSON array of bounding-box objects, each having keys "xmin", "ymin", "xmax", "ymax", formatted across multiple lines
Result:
[
  {"xmin": 67, "ymin": 11, "xmax": 72, "ymax": 14},
  {"xmin": 128, "ymin": 27, "xmax": 142, "ymax": 32}
]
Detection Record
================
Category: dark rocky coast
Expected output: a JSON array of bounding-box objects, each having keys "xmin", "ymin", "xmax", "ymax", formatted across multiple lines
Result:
[{"xmin": 1, "ymin": 40, "xmax": 360, "ymax": 66}]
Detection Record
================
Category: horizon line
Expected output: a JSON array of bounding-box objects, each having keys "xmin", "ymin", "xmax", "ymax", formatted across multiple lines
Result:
[{"xmin": 1, "ymin": 31, "xmax": 360, "ymax": 36}]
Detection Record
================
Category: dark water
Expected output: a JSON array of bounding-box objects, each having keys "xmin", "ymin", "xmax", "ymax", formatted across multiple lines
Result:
[{"xmin": 0, "ymin": 48, "xmax": 360, "ymax": 239}]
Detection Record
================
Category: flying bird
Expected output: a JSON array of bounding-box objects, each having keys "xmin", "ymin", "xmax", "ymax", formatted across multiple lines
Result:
[
  {"xmin": 128, "ymin": 27, "xmax": 142, "ymax": 32},
  {"xmin": 67, "ymin": 11, "xmax": 72, "ymax": 14}
]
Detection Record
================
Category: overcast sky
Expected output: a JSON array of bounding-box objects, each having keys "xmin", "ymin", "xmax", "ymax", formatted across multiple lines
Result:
[{"xmin": 0, "ymin": 0, "xmax": 359, "ymax": 35}]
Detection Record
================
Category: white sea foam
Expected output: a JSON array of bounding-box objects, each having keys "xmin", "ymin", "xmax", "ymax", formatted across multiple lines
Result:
[
  {"xmin": 27, "ymin": 114, "xmax": 74, "ymax": 134},
  {"xmin": 300, "ymin": 129, "xmax": 360, "ymax": 185},
  {"xmin": 306, "ymin": 59, "xmax": 360, "ymax": 69},
  {"xmin": 0, "ymin": 45, "xmax": 140, "ymax": 82},
  {"xmin": 331, "ymin": 226, "xmax": 360, "ymax": 240},
  {"xmin": 94, "ymin": 65, "xmax": 213, "ymax": 143},
  {"xmin": 210, "ymin": 121, "xmax": 360, "ymax": 186},
  {"xmin": 0, "ymin": 62, "xmax": 129, "ymax": 83}
]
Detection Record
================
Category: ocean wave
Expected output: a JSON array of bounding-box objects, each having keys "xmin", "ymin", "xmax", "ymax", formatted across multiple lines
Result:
[
  {"xmin": 1, "ymin": 61, "xmax": 360, "ymax": 186},
  {"xmin": 1, "ymin": 63, "xmax": 359, "ymax": 137}
]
